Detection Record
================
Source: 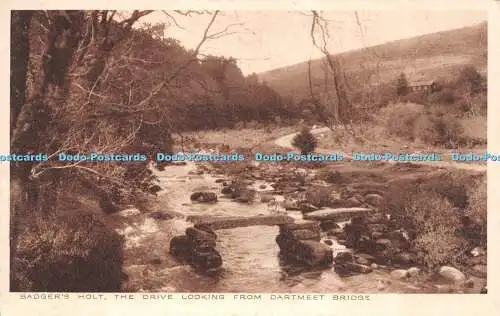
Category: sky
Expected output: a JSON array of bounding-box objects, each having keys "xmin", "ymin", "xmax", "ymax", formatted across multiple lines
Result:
[{"xmin": 134, "ymin": 10, "xmax": 487, "ymax": 75}]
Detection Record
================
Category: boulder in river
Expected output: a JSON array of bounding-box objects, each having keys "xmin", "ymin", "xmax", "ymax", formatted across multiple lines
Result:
[
  {"xmin": 407, "ymin": 267, "xmax": 421, "ymax": 277},
  {"xmin": 170, "ymin": 235, "xmax": 192, "ymax": 261},
  {"xmin": 186, "ymin": 227, "xmax": 217, "ymax": 241},
  {"xmin": 364, "ymin": 193, "xmax": 384, "ymax": 207},
  {"xmin": 282, "ymin": 229, "xmax": 321, "ymax": 241},
  {"xmin": 334, "ymin": 262, "xmax": 373, "ymax": 276},
  {"xmin": 319, "ymin": 220, "xmax": 340, "ymax": 231},
  {"xmin": 235, "ymin": 189, "xmax": 256, "ymax": 203},
  {"xmin": 335, "ymin": 251, "xmax": 354, "ymax": 263},
  {"xmin": 326, "ymin": 228, "xmax": 345, "ymax": 238},
  {"xmin": 303, "ymin": 207, "xmax": 374, "ymax": 221},
  {"xmin": 279, "ymin": 220, "xmax": 320, "ymax": 232},
  {"xmin": 438, "ymin": 266, "xmax": 466, "ymax": 284},
  {"xmin": 276, "ymin": 222, "xmax": 333, "ymax": 267},
  {"xmin": 191, "ymin": 249, "xmax": 223, "ymax": 272},
  {"xmin": 296, "ymin": 240, "xmax": 334, "ymax": 266},
  {"xmin": 221, "ymin": 186, "xmax": 233, "ymax": 194},
  {"xmin": 354, "ymin": 253, "xmax": 376, "ymax": 265},
  {"xmin": 149, "ymin": 211, "xmax": 173, "ymax": 221},
  {"xmin": 390, "ymin": 269, "xmax": 409, "ymax": 279},
  {"xmin": 190, "ymin": 191, "xmax": 218, "ymax": 203},
  {"xmin": 148, "ymin": 184, "xmax": 162, "ymax": 195},
  {"xmin": 298, "ymin": 201, "xmax": 320, "ymax": 213},
  {"xmin": 260, "ymin": 194, "xmax": 275, "ymax": 203}
]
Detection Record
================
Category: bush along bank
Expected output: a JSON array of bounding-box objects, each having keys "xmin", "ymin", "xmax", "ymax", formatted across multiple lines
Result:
[{"xmin": 324, "ymin": 175, "xmax": 487, "ymax": 291}]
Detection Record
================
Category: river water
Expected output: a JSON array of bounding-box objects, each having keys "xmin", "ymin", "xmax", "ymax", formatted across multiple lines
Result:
[{"xmin": 116, "ymin": 161, "xmax": 480, "ymax": 293}]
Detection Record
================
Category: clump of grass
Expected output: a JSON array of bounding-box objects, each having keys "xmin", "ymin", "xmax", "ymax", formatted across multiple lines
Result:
[{"xmin": 12, "ymin": 211, "xmax": 124, "ymax": 292}]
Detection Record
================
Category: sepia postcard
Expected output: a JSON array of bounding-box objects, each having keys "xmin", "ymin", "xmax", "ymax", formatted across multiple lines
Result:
[{"xmin": 1, "ymin": 0, "xmax": 499, "ymax": 315}]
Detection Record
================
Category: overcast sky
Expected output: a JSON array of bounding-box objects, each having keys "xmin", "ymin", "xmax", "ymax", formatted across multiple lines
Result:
[{"xmin": 135, "ymin": 10, "xmax": 487, "ymax": 75}]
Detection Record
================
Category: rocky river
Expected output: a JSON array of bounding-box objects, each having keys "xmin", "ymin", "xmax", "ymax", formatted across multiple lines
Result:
[{"xmin": 112, "ymin": 159, "xmax": 486, "ymax": 293}]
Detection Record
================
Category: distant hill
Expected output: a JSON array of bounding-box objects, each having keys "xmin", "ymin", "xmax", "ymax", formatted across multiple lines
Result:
[{"xmin": 258, "ymin": 22, "xmax": 487, "ymax": 100}]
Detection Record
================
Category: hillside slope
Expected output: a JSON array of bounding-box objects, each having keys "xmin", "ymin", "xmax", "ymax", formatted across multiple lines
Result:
[{"xmin": 258, "ymin": 22, "xmax": 487, "ymax": 99}]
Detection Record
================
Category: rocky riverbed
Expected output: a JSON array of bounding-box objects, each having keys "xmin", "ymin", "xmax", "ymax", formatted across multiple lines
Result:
[{"xmin": 113, "ymin": 159, "xmax": 487, "ymax": 293}]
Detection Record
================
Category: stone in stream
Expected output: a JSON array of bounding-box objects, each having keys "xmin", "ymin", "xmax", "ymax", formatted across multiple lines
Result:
[
  {"xmin": 297, "ymin": 201, "xmax": 320, "ymax": 213},
  {"xmin": 334, "ymin": 262, "xmax": 373, "ymax": 276},
  {"xmin": 294, "ymin": 240, "xmax": 334, "ymax": 267},
  {"xmin": 303, "ymin": 207, "xmax": 374, "ymax": 221},
  {"xmin": 326, "ymin": 228, "xmax": 345, "ymax": 238},
  {"xmin": 169, "ymin": 235, "xmax": 192, "ymax": 261},
  {"xmin": 319, "ymin": 220, "xmax": 340, "ymax": 231},
  {"xmin": 364, "ymin": 193, "xmax": 384, "ymax": 207},
  {"xmin": 260, "ymin": 194, "xmax": 275, "ymax": 203},
  {"xmin": 354, "ymin": 253, "xmax": 376, "ymax": 265},
  {"xmin": 191, "ymin": 249, "xmax": 223, "ymax": 272},
  {"xmin": 438, "ymin": 266, "xmax": 466, "ymax": 284},
  {"xmin": 275, "ymin": 234, "xmax": 297, "ymax": 253},
  {"xmin": 148, "ymin": 184, "xmax": 162, "ymax": 195},
  {"xmin": 335, "ymin": 251, "xmax": 354, "ymax": 263},
  {"xmin": 235, "ymin": 189, "xmax": 257, "ymax": 203},
  {"xmin": 190, "ymin": 191, "xmax": 218, "ymax": 203},
  {"xmin": 148, "ymin": 211, "xmax": 173, "ymax": 221},
  {"xmin": 390, "ymin": 269, "xmax": 409, "ymax": 279},
  {"xmin": 323, "ymin": 239, "xmax": 334, "ymax": 246},
  {"xmin": 281, "ymin": 229, "xmax": 321, "ymax": 242},
  {"xmin": 193, "ymin": 225, "xmax": 218, "ymax": 239},
  {"xmin": 186, "ymin": 227, "xmax": 217, "ymax": 241},
  {"xmin": 279, "ymin": 220, "xmax": 320, "ymax": 232},
  {"xmin": 185, "ymin": 227, "xmax": 217, "ymax": 250},
  {"xmin": 221, "ymin": 186, "xmax": 233, "ymax": 194},
  {"xmin": 192, "ymin": 215, "xmax": 295, "ymax": 231}
]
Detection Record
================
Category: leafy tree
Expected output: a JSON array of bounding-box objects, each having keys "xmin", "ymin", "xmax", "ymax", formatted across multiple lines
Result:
[
  {"xmin": 292, "ymin": 126, "xmax": 318, "ymax": 155},
  {"xmin": 396, "ymin": 72, "xmax": 409, "ymax": 96},
  {"xmin": 458, "ymin": 64, "xmax": 484, "ymax": 95}
]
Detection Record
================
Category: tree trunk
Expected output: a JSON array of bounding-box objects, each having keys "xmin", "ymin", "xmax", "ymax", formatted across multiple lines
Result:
[
  {"xmin": 10, "ymin": 10, "xmax": 85, "ymax": 291},
  {"xmin": 10, "ymin": 11, "xmax": 33, "ymax": 135},
  {"xmin": 10, "ymin": 10, "xmax": 34, "ymax": 291}
]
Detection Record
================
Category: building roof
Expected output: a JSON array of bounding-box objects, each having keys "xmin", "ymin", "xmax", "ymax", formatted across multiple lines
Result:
[{"xmin": 408, "ymin": 80, "xmax": 437, "ymax": 87}]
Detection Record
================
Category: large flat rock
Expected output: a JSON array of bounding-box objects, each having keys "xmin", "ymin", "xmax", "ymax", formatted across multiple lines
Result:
[
  {"xmin": 303, "ymin": 207, "xmax": 374, "ymax": 221},
  {"xmin": 279, "ymin": 220, "xmax": 320, "ymax": 231},
  {"xmin": 191, "ymin": 215, "xmax": 295, "ymax": 230}
]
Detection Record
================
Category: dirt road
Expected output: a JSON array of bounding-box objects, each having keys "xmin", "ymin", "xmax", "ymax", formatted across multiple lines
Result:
[{"xmin": 274, "ymin": 127, "xmax": 487, "ymax": 172}]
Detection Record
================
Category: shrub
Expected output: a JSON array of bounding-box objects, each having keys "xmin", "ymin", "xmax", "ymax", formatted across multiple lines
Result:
[
  {"xmin": 292, "ymin": 127, "xmax": 318, "ymax": 154},
  {"xmin": 428, "ymin": 88, "xmax": 455, "ymax": 105},
  {"xmin": 400, "ymin": 91, "xmax": 428, "ymax": 105},
  {"xmin": 457, "ymin": 64, "xmax": 485, "ymax": 95},
  {"xmin": 400, "ymin": 192, "xmax": 466, "ymax": 268},
  {"xmin": 463, "ymin": 179, "xmax": 487, "ymax": 247},
  {"xmin": 12, "ymin": 211, "xmax": 125, "ymax": 292},
  {"xmin": 415, "ymin": 113, "xmax": 464, "ymax": 148},
  {"xmin": 396, "ymin": 72, "xmax": 409, "ymax": 96},
  {"xmin": 383, "ymin": 103, "xmax": 423, "ymax": 141}
]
